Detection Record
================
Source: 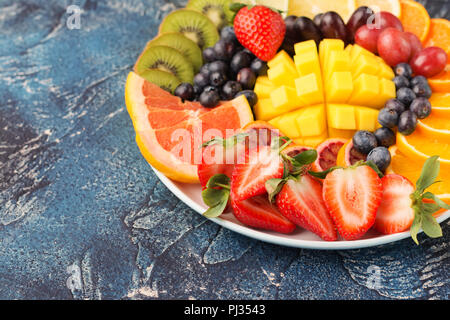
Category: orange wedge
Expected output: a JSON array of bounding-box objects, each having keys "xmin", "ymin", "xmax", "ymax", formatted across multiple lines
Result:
[
  {"xmin": 423, "ymin": 18, "xmax": 450, "ymax": 53},
  {"xmin": 399, "ymin": 0, "xmax": 430, "ymax": 42},
  {"xmin": 387, "ymin": 146, "xmax": 450, "ymax": 205},
  {"xmin": 428, "ymin": 64, "xmax": 450, "ymax": 93}
]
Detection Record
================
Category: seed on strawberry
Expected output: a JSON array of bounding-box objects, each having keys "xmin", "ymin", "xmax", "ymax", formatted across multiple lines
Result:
[{"xmin": 233, "ymin": 5, "xmax": 286, "ymax": 61}]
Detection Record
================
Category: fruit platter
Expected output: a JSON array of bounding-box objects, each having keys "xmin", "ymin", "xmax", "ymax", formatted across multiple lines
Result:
[{"xmin": 125, "ymin": 0, "xmax": 450, "ymax": 249}]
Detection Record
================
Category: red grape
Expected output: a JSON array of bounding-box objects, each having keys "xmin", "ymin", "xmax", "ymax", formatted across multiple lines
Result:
[
  {"xmin": 368, "ymin": 12, "xmax": 403, "ymax": 31},
  {"xmin": 355, "ymin": 24, "xmax": 381, "ymax": 53},
  {"xmin": 404, "ymin": 32, "xmax": 423, "ymax": 60},
  {"xmin": 346, "ymin": 6, "xmax": 375, "ymax": 43},
  {"xmin": 378, "ymin": 28, "xmax": 411, "ymax": 66},
  {"xmin": 410, "ymin": 47, "xmax": 448, "ymax": 78}
]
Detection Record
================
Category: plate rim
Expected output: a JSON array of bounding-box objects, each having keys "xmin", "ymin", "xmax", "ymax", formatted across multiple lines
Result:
[{"xmin": 151, "ymin": 166, "xmax": 450, "ymax": 250}]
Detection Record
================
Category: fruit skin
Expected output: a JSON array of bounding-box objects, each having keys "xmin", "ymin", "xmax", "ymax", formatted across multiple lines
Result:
[
  {"xmin": 230, "ymin": 145, "xmax": 284, "ymax": 201},
  {"xmin": 396, "ymin": 87, "xmax": 416, "ymax": 107},
  {"xmin": 377, "ymin": 28, "xmax": 411, "ymax": 67},
  {"xmin": 397, "ymin": 110, "xmax": 417, "ymax": 136},
  {"xmin": 314, "ymin": 138, "xmax": 346, "ymax": 172},
  {"xmin": 410, "ymin": 97, "xmax": 431, "ymax": 119},
  {"xmin": 366, "ymin": 146, "xmax": 391, "ymax": 172},
  {"xmin": 393, "ymin": 75, "xmax": 410, "ymax": 90},
  {"xmin": 230, "ymin": 194, "xmax": 296, "ymax": 234},
  {"xmin": 373, "ymin": 174, "xmax": 415, "ymax": 235},
  {"xmin": 234, "ymin": 6, "xmax": 286, "ymax": 61},
  {"xmin": 346, "ymin": 6, "xmax": 375, "ymax": 43},
  {"xmin": 411, "ymin": 81, "xmax": 432, "ymax": 99},
  {"xmin": 237, "ymin": 67, "xmax": 256, "ymax": 89},
  {"xmin": 374, "ymin": 127, "xmax": 396, "ymax": 148},
  {"xmin": 276, "ymin": 176, "xmax": 338, "ymax": 241},
  {"xmin": 230, "ymin": 50, "xmax": 253, "ymax": 74},
  {"xmin": 174, "ymin": 83, "xmax": 195, "ymax": 101},
  {"xmin": 203, "ymin": 47, "xmax": 216, "ymax": 63},
  {"xmin": 295, "ymin": 16, "xmax": 323, "ymax": 45},
  {"xmin": 378, "ymin": 107, "xmax": 399, "ymax": 129},
  {"xmin": 235, "ymin": 90, "xmax": 258, "ymax": 108},
  {"xmin": 355, "ymin": 25, "xmax": 381, "ymax": 54},
  {"xmin": 352, "ymin": 130, "xmax": 378, "ymax": 155},
  {"xmin": 221, "ymin": 80, "xmax": 242, "ymax": 100},
  {"xmin": 385, "ymin": 98, "xmax": 406, "ymax": 114},
  {"xmin": 250, "ymin": 58, "xmax": 268, "ymax": 76},
  {"xmin": 410, "ymin": 47, "xmax": 448, "ymax": 78},
  {"xmin": 404, "ymin": 32, "xmax": 423, "ymax": 60},
  {"xmin": 370, "ymin": 12, "xmax": 403, "ymax": 31},
  {"xmin": 319, "ymin": 11, "xmax": 348, "ymax": 44},
  {"xmin": 322, "ymin": 165, "xmax": 383, "ymax": 240},
  {"xmin": 199, "ymin": 87, "xmax": 220, "ymax": 108}
]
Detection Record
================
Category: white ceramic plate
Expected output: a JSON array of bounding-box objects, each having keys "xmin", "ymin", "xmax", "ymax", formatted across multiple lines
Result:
[{"xmin": 152, "ymin": 166, "xmax": 450, "ymax": 250}]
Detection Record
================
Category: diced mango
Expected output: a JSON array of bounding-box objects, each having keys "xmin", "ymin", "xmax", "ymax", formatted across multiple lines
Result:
[
  {"xmin": 324, "ymin": 50, "xmax": 350, "ymax": 80},
  {"xmin": 267, "ymin": 62, "xmax": 297, "ymax": 87},
  {"xmin": 270, "ymin": 109, "xmax": 305, "ymax": 138},
  {"xmin": 319, "ymin": 39, "xmax": 345, "ymax": 69},
  {"xmin": 294, "ymin": 40, "xmax": 317, "ymax": 56},
  {"xmin": 294, "ymin": 50, "xmax": 322, "ymax": 78},
  {"xmin": 369, "ymin": 78, "xmax": 396, "ymax": 108},
  {"xmin": 377, "ymin": 58, "xmax": 395, "ymax": 79},
  {"xmin": 344, "ymin": 44, "xmax": 353, "ymax": 55},
  {"xmin": 350, "ymin": 44, "xmax": 374, "ymax": 64},
  {"xmin": 296, "ymin": 105, "xmax": 326, "ymax": 137},
  {"xmin": 328, "ymin": 127, "xmax": 356, "ymax": 139},
  {"xmin": 254, "ymin": 76, "xmax": 276, "ymax": 98},
  {"xmin": 352, "ymin": 54, "xmax": 380, "ymax": 79},
  {"xmin": 254, "ymin": 98, "xmax": 282, "ymax": 121},
  {"xmin": 348, "ymin": 74, "xmax": 380, "ymax": 106},
  {"xmin": 355, "ymin": 106, "xmax": 379, "ymax": 131},
  {"xmin": 270, "ymin": 85, "xmax": 304, "ymax": 112},
  {"xmin": 326, "ymin": 72, "xmax": 353, "ymax": 103},
  {"xmin": 295, "ymin": 73, "xmax": 324, "ymax": 105},
  {"xmin": 327, "ymin": 104, "xmax": 356, "ymax": 130},
  {"xmin": 302, "ymin": 131, "xmax": 329, "ymax": 147}
]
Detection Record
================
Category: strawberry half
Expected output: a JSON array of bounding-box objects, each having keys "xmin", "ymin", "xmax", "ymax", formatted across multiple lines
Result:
[
  {"xmin": 231, "ymin": 145, "xmax": 284, "ymax": 201},
  {"xmin": 322, "ymin": 165, "xmax": 383, "ymax": 240},
  {"xmin": 276, "ymin": 175, "xmax": 338, "ymax": 241},
  {"xmin": 373, "ymin": 174, "xmax": 415, "ymax": 235},
  {"xmin": 230, "ymin": 193, "xmax": 296, "ymax": 234},
  {"xmin": 233, "ymin": 6, "xmax": 286, "ymax": 61}
]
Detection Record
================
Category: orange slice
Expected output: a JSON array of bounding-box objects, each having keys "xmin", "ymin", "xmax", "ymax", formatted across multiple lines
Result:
[
  {"xmin": 417, "ymin": 110, "xmax": 450, "ymax": 143},
  {"xmin": 428, "ymin": 93, "xmax": 450, "ymax": 117},
  {"xmin": 125, "ymin": 72, "xmax": 254, "ymax": 183},
  {"xmin": 356, "ymin": 0, "xmax": 401, "ymax": 17},
  {"xmin": 423, "ymin": 18, "xmax": 450, "ymax": 53},
  {"xmin": 428, "ymin": 64, "xmax": 450, "ymax": 93},
  {"xmin": 399, "ymin": 0, "xmax": 430, "ymax": 42},
  {"xmin": 396, "ymin": 131, "xmax": 450, "ymax": 171}
]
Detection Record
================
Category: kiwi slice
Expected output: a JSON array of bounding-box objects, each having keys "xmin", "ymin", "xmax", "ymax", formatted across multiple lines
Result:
[
  {"xmin": 159, "ymin": 9, "xmax": 219, "ymax": 50},
  {"xmin": 147, "ymin": 33, "xmax": 203, "ymax": 73},
  {"xmin": 134, "ymin": 45, "xmax": 194, "ymax": 84},
  {"xmin": 139, "ymin": 69, "xmax": 181, "ymax": 93},
  {"xmin": 186, "ymin": 0, "xmax": 234, "ymax": 30}
]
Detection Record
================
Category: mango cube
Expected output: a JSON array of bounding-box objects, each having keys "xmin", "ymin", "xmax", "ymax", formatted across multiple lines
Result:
[
  {"xmin": 370, "ymin": 78, "xmax": 396, "ymax": 108},
  {"xmin": 348, "ymin": 74, "xmax": 380, "ymax": 106},
  {"xmin": 267, "ymin": 62, "xmax": 297, "ymax": 87},
  {"xmin": 294, "ymin": 50, "xmax": 322, "ymax": 78},
  {"xmin": 295, "ymin": 73, "xmax": 324, "ymax": 105},
  {"xmin": 319, "ymin": 39, "xmax": 345, "ymax": 68},
  {"xmin": 355, "ymin": 106, "xmax": 379, "ymax": 131},
  {"xmin": 254, "ymin": 76, "xmax": 276, "ymax": 98},
  {"xmin": 270, "ymin": 109, "xmax": 304, "ymax": 138},
  {"xmin": 327, "ymin": 104, "xmax": 356, "ymax": 130},
  {"xmin": 350, "ymin": 44, "xmax": 374, "ymax": 64},
  {"xmin": 254, "ymin": 98, "xmax": 282, "ymax": 121},
  {"xmin": 326, "ymin": 72, "xmax": 353, "ymax": 103},
  {"xmin": 296, "ymin": 105, "xmax": 326, "ymax": 137},
  {"xmin": 377, "ymin": 58, "xmax": 395, "ymax": 79},
  {"xmin": 352, "ymin": 54, "xmax": 380, "ymax": 79},
  {"xmin": 328, "ymin": 127, "xmax": 356, "ymax": 139},
  {"xmin": 302, "ymin": 131, "xmax": 329, "ymax": 147},
  {"xmin": 294, "ymin": 40, "xmax": 317, "ymax": 56},
  {"xmin": 324, "ymin": 50, "xmax": 350, "ymax": 80},
  {"xmin": 270, "ymin": 85, "xmax": 304, "ymax": 112}
]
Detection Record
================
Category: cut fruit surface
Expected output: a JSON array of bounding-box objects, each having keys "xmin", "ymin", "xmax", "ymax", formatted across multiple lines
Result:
[
  {"xmin": 417, "ymin": 110, "xmax": 450, "ymax": 143},
  {"xmin": 336, "ymin": 140, "xmax": 367, "ymax": 167},
  {"xmin": 125, "ymin": 72, "xmax": 253, "ymax": 183},
  {"xmin": 423, "ymin": 19, "xmax": 450, "ymax": 53},
  {"xmin": 288, "ymin": 0, "xmax": 356, "ymax": 23},
  {"xmin": 428, "ymin": 64, "xmax": 450, "ymax": 93},
  {"xmin": 399, "ymin": 0, "xmax": 430, "ymax": 42},
  {"xmin": 314, "ymin": 138, "xmax": 347, "ymax": 171},
  {"xmin": 356, "ymin": 0, "xmax": 401, "ymax": 17}
]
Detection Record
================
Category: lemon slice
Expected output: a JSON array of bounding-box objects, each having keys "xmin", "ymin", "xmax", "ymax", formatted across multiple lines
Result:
[
  {"xmin": 356, "ymin": 0, "xmax": 401, "ymax": 17},
  {"xmin": 288, "ymin": 0, "xmax": 356, "ymax": 23}
]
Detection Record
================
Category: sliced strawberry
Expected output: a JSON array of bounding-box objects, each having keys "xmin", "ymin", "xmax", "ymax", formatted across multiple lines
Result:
[
  {"xmin": 373, "ymin": 174, "xmax": 415, "ymax": 234},
  {"xmin": 276, "ymin": 175, "xmax": 337, "ymax": 241},
  {"xmin": 231, "ymin": 145, "xmax": 284, "ymax": 201},
  {"xmin": 198, "ymin": 143, "xmax": 245, "ymax": 188},
  {"xmin": 230, "ymin": 193, "xmax": 296, "ymax": 234},
  {"xmin": 322, "ymin": 165, "xmax": 383, "ymax": 240}
]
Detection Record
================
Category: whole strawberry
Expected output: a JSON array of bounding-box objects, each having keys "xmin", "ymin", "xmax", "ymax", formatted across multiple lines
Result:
[{"xmin": 233, "ymin": 5, "xmax": 286, "ymax": 61}]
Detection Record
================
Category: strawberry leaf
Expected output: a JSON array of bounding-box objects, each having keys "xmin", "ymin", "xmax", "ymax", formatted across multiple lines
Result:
[
  {"xmin": 202, "ymin": 188, "xmax": 226, "ymax": 207},
  {"xmin": 410, "ymin": 206, "xmax": 422, "ymax": 245},
  {"xmin": 308, "ymin": 166, "xmax": 342, "ymax": 180},
  {"xmin": 229, "ymin": 2, "xmax": 248, "ymax": 12},
  {"xmin": 203, "ymin": 190, "xmax": 230, "ymax": 218},
  {"xmin": 365, "ymin": 160, "xmax": 384, "ymax": 178},
  {"xmin": 422, "ymin": 192, "xmax": 450, "ymax": 210},
  {"xmin": 265, "ymin": 178, "xmax": 286, "ymax": 203},
  {"xmin": 416, "ymin": 155, "xmax": 440, "ymax": 193},
  {"xmin": 206, "ymin": 173, "xmax": 231, "ymax": 189},
  {"xmin": 202, "ymin": 174, "xmax": 231, "ymax": 218},
  {"xmin": 290, "ymin": 149, "xmax": 317, "ymax": 167},
  {"xmin": 421, "ymin": 212, "xmax": 443, "ymax": 239}
]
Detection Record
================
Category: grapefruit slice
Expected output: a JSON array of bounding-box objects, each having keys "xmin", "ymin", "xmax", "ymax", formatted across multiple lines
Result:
[
  {"xmin": 125, "ymin": 72, "xmax": 254, "ymax": 183},
  {"xmin": 313, "ymin": 138, "xmax": 347, "ymax": 172}
]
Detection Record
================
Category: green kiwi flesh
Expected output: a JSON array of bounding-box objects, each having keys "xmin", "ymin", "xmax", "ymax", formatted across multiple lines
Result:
[
  {"xmin": 134, "ymin": 45, "xmax": 194, "ymax": 84},
  {"xmin": 186, "ymin": 0, "xmax": 233, "ymax": 30},
  {"xmin": 139, "ymin": 69, "xmax": 181, "ymax": 93},
  {"xmin": 147, "ymin": 32, "xmax": 203, "ymax": 73},
  {"xmin": 159, "ymin": 9, "xmax": 219, "ymax": 50}
]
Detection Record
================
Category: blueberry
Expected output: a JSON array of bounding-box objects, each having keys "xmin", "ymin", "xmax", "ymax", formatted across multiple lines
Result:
[
  {"xmin": 410, "ymin": 75, "xmax": 428, "ymax": 87},
  {"xmin": 367, "ymin": 147, "xmax": 391, "ymax": 172},
  {"xmin": 397, "ymin": 110, "xmax": 417, "ymax": 136},
  {"xmin": 374, "ymin": 127, "xmax": 396, "ymax": 148},
  {"xmin": 378, "ymin": 107, "xmax": 399, "ymax": 128},
  {"xmin": 193, "ymin": 84, "xmax": 202, "ymax": 99},
  {"xmin": 200, "ymin": 63, "xmax": 211, "ymax": 77},
  {"xmin": 209, "ymin": 60, "xmax": 229, "ymax": 74},
  {"xmin": 174, "ymin": 83, "xmax": 195, "ymax": 101},
  {"xmin": 202, "ymin": 47, "xmax": 216, "ymax": 63},
  {"xmin": 393, "ymin": 75, "xmax": 410, "ymax": 90},
  {"xmin": 193, "ymin": 72, "xmax": 210, "ymax": 88},
  {"xmin": 250, "ymin": 58, "xmax": 268, "ymax": 76},
  {"xmin": 210, "ymin": 71, "xmax": 227, "ymax": 87},
  {"xmin": 199, "ymin": 87, "xmax": 220, "ymax": 108},
  {"xmin": 220, "ymin": 26, "xmax": 238, "ymax": 44},
  {"xmin": 410, "ymin": 97, "xmax": 432, "ymax": 119},
  {"xmin": 235, "ymin": 90, "xmax": 258, "ymax": 107},
  {"xmin": 214, "ymin": 39, "xmax": 237, "ymax": 62},
  {"xmin": 230, "ymin": 51, "xmax": 252, "ymax": 74},
  {"xmin": 237, "ymin": 67, "xmax": 256, "ymax": 90},
  {"xmin": 385, "ymin": 99, "xmax": 406, "ymax": 114},
  {"xmin": 396, "ymin": 87, "xmax": 416, "ymax": 107},
  {"xmin": 411, "ymin": 81, "xmax": 432, "ymax": 98},
  {"xmin": 243, "ymin": 48, "xmax": 256, "ymax": 60},
  {"xmin": 394, "ymin": 63, "xmax": 413, "ymax": 79},
  {"xmin": 352, "ymin": 130, "xmax": 378, "ymax": 155},
  {"xmin": 221, "ymin": 81, "xmax": 242, "ymax": 100}
]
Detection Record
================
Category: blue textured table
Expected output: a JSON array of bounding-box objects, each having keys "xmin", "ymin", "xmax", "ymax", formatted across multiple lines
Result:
[{"xmin": 0, "ymin": 0, "xmax": 449, "ymax": 300}]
